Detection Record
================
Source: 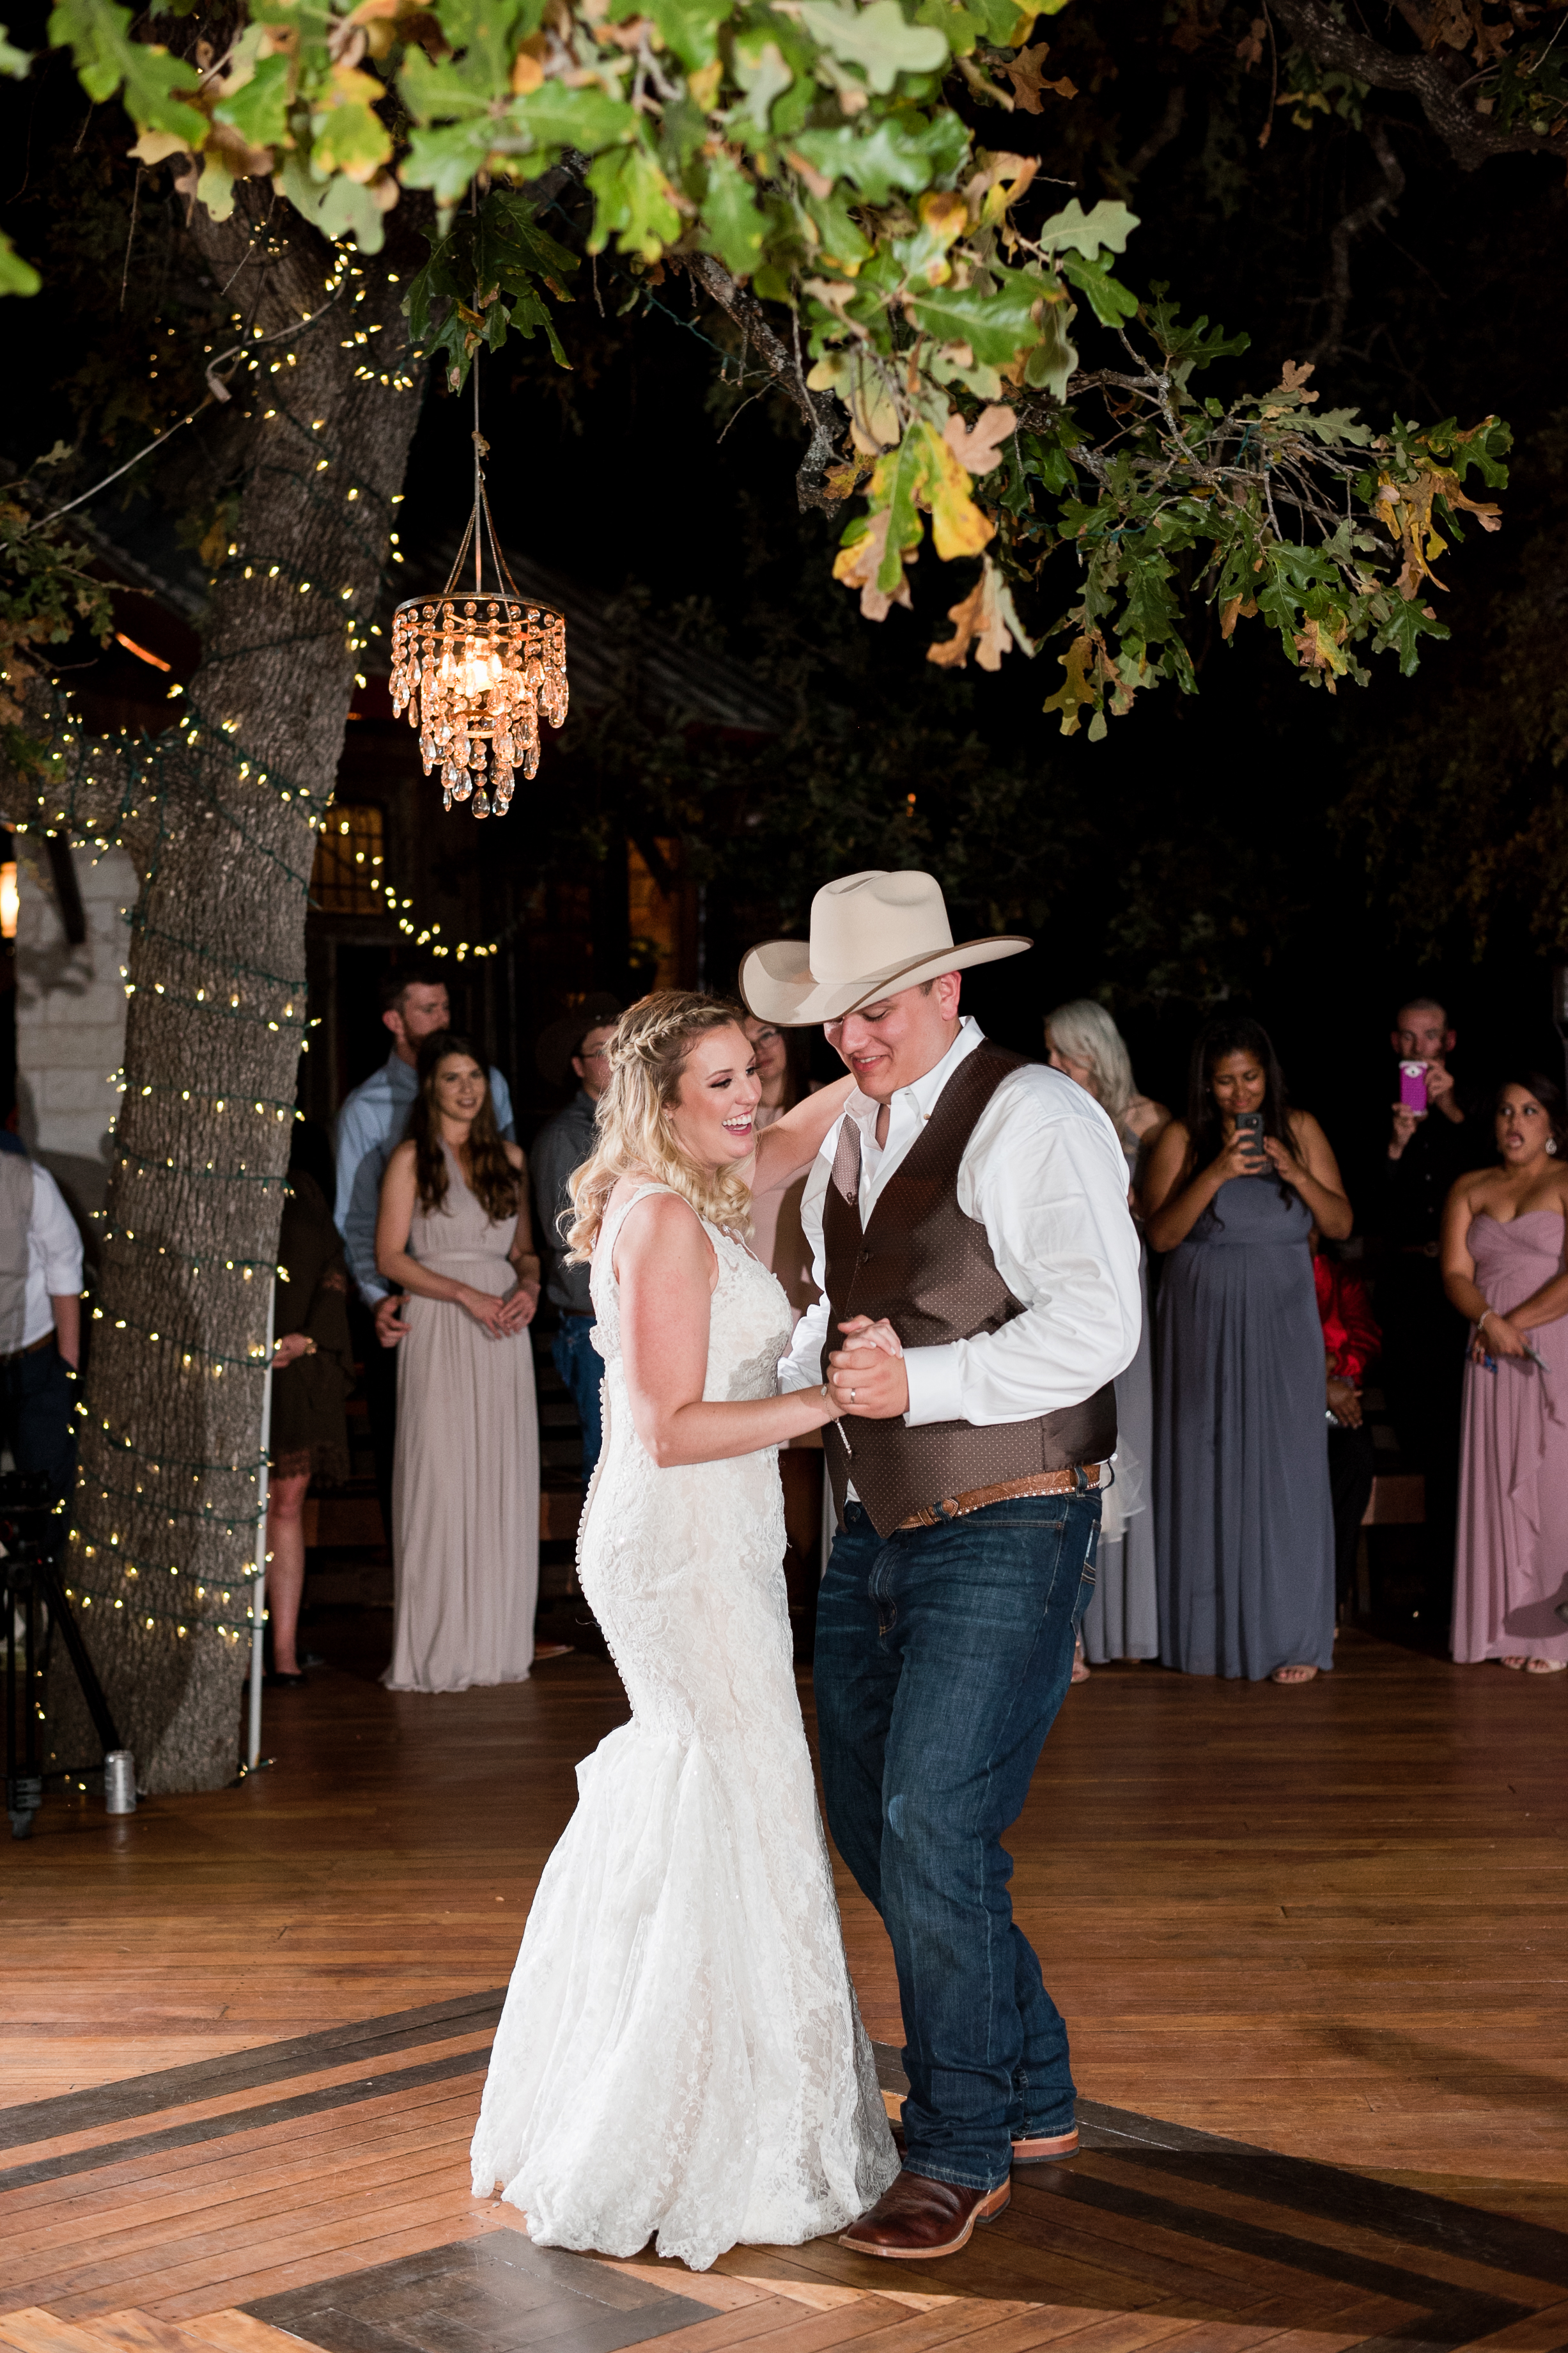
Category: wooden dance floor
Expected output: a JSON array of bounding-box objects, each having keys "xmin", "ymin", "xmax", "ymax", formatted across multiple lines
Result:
[{"xmin": 6, "ymin": 1628, "xmax": 1568, "ymax": 2353}]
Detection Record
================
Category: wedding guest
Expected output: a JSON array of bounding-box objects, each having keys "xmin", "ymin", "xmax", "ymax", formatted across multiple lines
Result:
[
  {"xmin": 334, "ymin": 960, "xmax": 515, "ymax": 1542},
  {"xmin": 375, "ymin": 1033, "xmax": 550, "ymax": 1692},
  {"xmin": 1379, "ymin": 997, "xmax": 1474, "ymax": 1540},
  {"xmin": 263, "ymin": 1163, "xmax": 354, "ymax": 1687},
  {"xmin": 743, "ymin": 1012, "xmax": 819, "ymax": 1318},
  {"xmin": 1442, "ymin": 1073, "xmax": 1568, "ymax": 1672},
  {"xmin": 0, "ymin": 1146, "xmax": 82, "ymax": 1503},
  {"xmin": 1044, "ymin": 999, "xmax": 1168, "ymax": 1672},
  {"xmin": 1145, "ymin": 1016, "xmax": 1349, "ymax": 1684},
  {"xmin": 1311, "ymin": 1229, "xmax": 1380, "ymax": 1625},
  {"xmin": 532, "ymin": 994, "xmax": 622, "ymax": 1488}
]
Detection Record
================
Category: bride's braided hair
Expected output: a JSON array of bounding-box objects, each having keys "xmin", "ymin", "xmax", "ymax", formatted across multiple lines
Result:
[{"xmin": 564, "ymin": 991, "xmax": 755, "ymax": 1262}]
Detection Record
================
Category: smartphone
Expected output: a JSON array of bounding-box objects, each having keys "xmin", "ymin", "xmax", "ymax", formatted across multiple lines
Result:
[
  {"xmin": 1399, "ymin": 1059, "xmax": 1428, "ymax": 1114},
  {"xmin": 1234, "ymin": 1110, "xmax": 1266, "ymax": 1167}
]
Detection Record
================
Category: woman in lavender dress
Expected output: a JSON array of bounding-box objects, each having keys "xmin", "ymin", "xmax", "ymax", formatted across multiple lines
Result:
[{"xmin": 1442, "ymin": 1073, "xmax": 1568, "ymax": 1671}]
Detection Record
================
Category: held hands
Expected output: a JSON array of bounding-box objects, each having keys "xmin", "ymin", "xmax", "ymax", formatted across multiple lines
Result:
[
  {"xmin": 458, "ymin": 1283, "xmax": 533, "ymax": 1338},
  {"xmin": 375, "ymin": 1295, "xmax": 408, "ymax": 1350},
  {"xmin": 1326, "ymin": 1375, "xmax": 1363, "ymax": 1428},
  {"xmin": 1475, "ymin": 1308, "xmax": 1528, "ymax": 1361},
  {"xmin": 827, "ymin": 1315, "xmax": 910, "ymax": 1421},
  {"xmin": 272, "ymin": 1332, "xmax": 313, "ymax": 1370}
]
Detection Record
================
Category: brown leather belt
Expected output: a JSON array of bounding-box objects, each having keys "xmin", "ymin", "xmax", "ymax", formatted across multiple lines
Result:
[{"xmin": 898, "ymin": 1464, "xmax": 1102, "ymax": 1531}]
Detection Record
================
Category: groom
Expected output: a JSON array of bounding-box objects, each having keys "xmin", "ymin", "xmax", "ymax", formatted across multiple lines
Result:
[{"xmin": 743, "ymin": 870, "xmax": 1140, "ymax": 2260}]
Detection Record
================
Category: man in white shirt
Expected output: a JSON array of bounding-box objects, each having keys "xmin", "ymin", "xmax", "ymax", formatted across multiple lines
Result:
[
  {"xmin": 0, "ymin": 1146, "xmax": 84, "ymax": 1499},
  {"xmin": 744, "ymin": 870, "xmax": 1139, "ymax": 2261},
  {"xmin": 333, "ymin": 960, "xmax": 515, "ymax": 1538}
]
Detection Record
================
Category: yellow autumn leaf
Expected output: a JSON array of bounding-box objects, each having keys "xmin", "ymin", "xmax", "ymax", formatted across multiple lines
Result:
[{"xmin": 919, "ymin": 424, "xmax": 995, "ymax": 559}]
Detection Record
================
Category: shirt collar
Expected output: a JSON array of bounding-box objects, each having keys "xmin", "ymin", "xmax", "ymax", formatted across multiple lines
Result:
[
  {"xmin": 385, "ymin": 1051, "xmax": 418, "ymax": 1095},
  {"xmin": 846, "ymin": 1015, "xmax": 985, "ymax": 1144}
]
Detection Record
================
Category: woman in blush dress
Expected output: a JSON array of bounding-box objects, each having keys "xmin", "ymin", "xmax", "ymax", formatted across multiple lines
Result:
[
  {"xmin": 471, "ymin": 992, "xmax": 896, "ymax": 2272},
  {"xmin": 376, "ymin": 1031, "xmax": 548, "ymax": 1693},
  {"xmin": 1044, "ymin": 1000, "xmax": 1168, "ymax": 1675},
  {"xmin": 1442, "ymin": 1072, "xmax": 1568, "ymax": 1672},
  {"xmin": 1144, "ymin": 1017, "xmax": 1350, "ymax": 1686}
]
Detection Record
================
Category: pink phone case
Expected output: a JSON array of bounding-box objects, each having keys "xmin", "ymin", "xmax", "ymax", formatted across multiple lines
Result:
[{"xmin": 1399, "ymin": 1061, "xmax": 1427, "ymax": 1113}]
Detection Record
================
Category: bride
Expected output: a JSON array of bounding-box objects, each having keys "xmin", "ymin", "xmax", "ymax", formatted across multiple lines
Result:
[{"xmin": 470, "ymin": 991, "xmax": 898, "ymax": 2271}]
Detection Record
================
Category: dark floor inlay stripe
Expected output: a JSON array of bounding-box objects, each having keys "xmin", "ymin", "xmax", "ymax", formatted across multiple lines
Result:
[
  {"xmin": 0, "ymin": 2047, "xmax": 491, "ymax": 2196},
  {"xmin": 245, "ymin": 2231, "xmax": 718, "ymax": 2353},
  {"xmin": 1029, "ymin": 2162, "xmax": 1527, "ymax": 2347},
  {"xmin": 0, "ymin": 1990, "xmax": 508, "ymax": 2152},
  {"xmin": 871, "ymin": 2045, "xmax": 1568, "ymax": 2289}
]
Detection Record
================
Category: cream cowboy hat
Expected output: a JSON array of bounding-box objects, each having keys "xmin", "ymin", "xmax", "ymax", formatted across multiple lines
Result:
[{"xmin": 740, "ymin": 870, "xmax": 1031, "ymax": 1027}]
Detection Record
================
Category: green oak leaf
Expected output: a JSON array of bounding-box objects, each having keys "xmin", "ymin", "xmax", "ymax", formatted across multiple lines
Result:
[
  {"xmin": 1059, "ymin": 247, "xmax": 1137, "ymax": 328},
  {"xmin": 1370, "ymin": 593, "xmax": 1449, "ymax": 675},
  {"xmin": 698, "ymin": 150, "xmax": 769, "ymax": 276},
  {"xmin": 1022, "ymin": 294, "xmax": 1076, "ymax": 396},
  {"xmin": 311, "ymin": 94, "xmax": 393, "ymax": 182},
  {"xmin": 213, "ymin": 52, "xmax": 290, "ymax": 149},
  {"xmin": 276, "ymin": 153, "xmax": 389, "ymax": 251},
  {"xmin": 912, "ymin": 260, "xmax": 1044, "ymax": 371},
  {"xmin": 0, "ymin": 225, "xmax": 41, "ymax": 294},
  {"xmin": 587, "ymin": 141, "xmax": 682, "ymax": 258},
  {"xmin": 729, "ymin": 31, "xmax": 793, "ymax": 136},
  {"xmin": 793, "ymin": 108, "xmax": 966, "ymax": 203},
  {"xmin": 0, "ymin": 22, "xmax": 33, "ymax": 72},
  {"xmin": 401, "ymin": 117, "xmax": 499, "ymax": 201},
  {"xmin": 48, "ymin": 0, "xmax": 206, "ymax": 141},
  {"xmin": 510, "ymin": 82, "xmax": 639, "ymax": 153},
  {"xmin": 634, "ymin": 0, "xmax": 734, "ymax": 68},
  {"xmin": 1037, "ymin": 196, "xmax": 1138, "ymax": 258},
  {"xmin": 793, "ymin": 0, "xmax": 950, "ymax": 94}
]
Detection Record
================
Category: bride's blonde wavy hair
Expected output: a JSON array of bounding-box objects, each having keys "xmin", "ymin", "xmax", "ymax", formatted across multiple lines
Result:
[{"xmin": 565, "ymin": 992, "xmax": 755, "ymax": 1261}]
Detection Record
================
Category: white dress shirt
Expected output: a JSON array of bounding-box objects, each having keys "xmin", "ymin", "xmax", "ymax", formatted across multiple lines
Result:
[
  {"xmin": 24, "ymin": 1162, "xmax": 84, "ymax": 1348},
  {"xmin": 779, "ymin": 1019, "xmax": 1140, "ymax": 1426}
]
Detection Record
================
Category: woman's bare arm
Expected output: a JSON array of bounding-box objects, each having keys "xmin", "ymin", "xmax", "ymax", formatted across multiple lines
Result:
[
  {"xmin": 1268, "ymin": 1113, "xmax": 1353, "ymax": 1242},
  {"xmin": 749, "ymin": 1074, "xmax": 856, "ymax": 1193},
  {"xmin": 616, "ymin": 1191, "xmax": 842, "ymax": 1466},
  {"xmin": 1441, "ymin": 1171, "xmax": 1496, "ymax": 1334},
  {"xmin": 502, "ymin": 1143, "xmax": 541, "ymax": 1329}
]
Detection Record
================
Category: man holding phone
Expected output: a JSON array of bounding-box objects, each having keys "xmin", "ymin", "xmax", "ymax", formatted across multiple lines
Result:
[{"xmin": 1379, "ymin": 996, "xmax": 1474, "ymax": 1570}]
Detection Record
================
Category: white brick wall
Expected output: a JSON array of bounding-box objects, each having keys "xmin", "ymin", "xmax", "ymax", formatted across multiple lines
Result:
[{"xmin": 15, "ymin": 847, "xmax": 134, "ymax": 1211}]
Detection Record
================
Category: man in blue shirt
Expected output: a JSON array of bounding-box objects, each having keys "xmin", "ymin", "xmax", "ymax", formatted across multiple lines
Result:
[{"xmin": 334, "ymin": 959, "xmax": 515, "ymax": 1538}]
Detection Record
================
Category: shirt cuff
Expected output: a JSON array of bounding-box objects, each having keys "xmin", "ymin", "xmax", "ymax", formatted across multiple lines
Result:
[
  {"xmin": 358, "ymin": 1282, "xmax": 389, "ymax": 1310},
  {"xmin": 903, "ymin": 1342, "xmax": 963, "ymax": 1428}
]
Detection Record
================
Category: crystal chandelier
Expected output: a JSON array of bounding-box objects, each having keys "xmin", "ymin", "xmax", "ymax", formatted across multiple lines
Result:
[{"xmin": 389, "ymin": 409, "xmax": 567, "ymax": 820}]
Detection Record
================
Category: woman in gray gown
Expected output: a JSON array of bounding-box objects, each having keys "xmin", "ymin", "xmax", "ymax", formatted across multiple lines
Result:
[{"xmin": 1144, "ymin": 1018, "xmax": 1350, "ymax": 1685}]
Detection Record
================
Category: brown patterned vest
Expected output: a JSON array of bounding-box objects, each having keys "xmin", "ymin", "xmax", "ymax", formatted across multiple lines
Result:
[{"xmin": 821, "ymin": 1042, "xmax": 1117, "ymax": 1539}]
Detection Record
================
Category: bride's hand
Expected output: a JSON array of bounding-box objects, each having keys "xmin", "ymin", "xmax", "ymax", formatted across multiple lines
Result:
[{"xmin": 837, "ymin": 1313, "xmax": 903, "ymax": 1359}]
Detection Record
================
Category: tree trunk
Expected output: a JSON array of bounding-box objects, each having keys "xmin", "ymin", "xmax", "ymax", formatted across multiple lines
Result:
[{"xmin": 13, "ymin": 187, "xmax": 428, "ymax": 1792}]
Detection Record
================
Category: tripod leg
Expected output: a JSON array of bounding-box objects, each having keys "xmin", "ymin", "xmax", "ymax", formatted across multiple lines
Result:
[{"xmin": 37, "ymin": 1561, "xmax": 123, "ymax": 1757}]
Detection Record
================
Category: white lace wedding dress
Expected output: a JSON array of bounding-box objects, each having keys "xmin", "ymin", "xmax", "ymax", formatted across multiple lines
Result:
[{"xmin": 470, "ymin": 1183, "xmax": 896, "ymax": 2272}]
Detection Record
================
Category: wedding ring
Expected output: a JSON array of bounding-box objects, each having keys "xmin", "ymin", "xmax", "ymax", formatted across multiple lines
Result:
[{"xmin": 851, "ymin": 1389, "xmax": 857, "ymax": 1405}]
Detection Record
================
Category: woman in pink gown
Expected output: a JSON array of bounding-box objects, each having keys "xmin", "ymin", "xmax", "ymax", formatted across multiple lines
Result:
[{"xmin": 1441, "ymin": 1073, "xmax": 1568, "ymax": 1670}]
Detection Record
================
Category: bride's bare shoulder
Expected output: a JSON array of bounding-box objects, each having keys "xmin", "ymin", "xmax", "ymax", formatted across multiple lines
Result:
[{"xmin": 602, "ymin": 1178, "xmax": 716, "ymax": 1288}]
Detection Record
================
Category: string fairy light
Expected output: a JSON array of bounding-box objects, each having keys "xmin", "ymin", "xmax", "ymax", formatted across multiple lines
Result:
[{"xmin": 18, "ymin": 233, "xmax": 529, "ymax": 1666}]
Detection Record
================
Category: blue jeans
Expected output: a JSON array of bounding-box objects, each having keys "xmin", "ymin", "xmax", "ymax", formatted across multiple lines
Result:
[
  {"xmin": 550, "ymin": 1315, "xmax": 603, "ymax": 1487},
  {"xmin": 814, "ymin": 1489, "xmax": 1099, "ymax": 2193}
]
